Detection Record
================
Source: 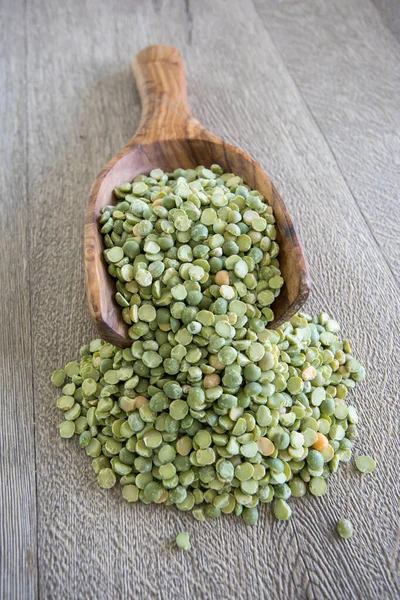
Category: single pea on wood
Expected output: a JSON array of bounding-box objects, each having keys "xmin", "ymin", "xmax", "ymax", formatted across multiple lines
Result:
[
  {"xmin": 176, "ymin": 531, "xmax": 191, "ymax": 550},
  {"xmin": 336, "ymin": 519, "xmax": 354, "ymax": 539},
  {"xmin": 52, "ymin": 310, "xmax": 368, "ymax": 525},
  {"xmin": 355, "ymin": 455, "xmax": 376, "ymax": 473}
]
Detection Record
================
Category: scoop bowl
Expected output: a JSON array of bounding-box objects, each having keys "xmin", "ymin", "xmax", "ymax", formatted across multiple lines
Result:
[{"xmin": 85, "ymin": 45, "xmax": 310, "ymax": 347}]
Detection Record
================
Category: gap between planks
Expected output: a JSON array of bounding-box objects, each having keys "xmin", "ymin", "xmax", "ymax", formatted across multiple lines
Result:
[{"xmin": 23, "ymin": 0, "xmax": 40, "ymax": 595}]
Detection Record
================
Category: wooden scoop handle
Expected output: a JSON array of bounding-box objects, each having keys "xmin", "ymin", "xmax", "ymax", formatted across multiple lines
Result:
[{"xmin": 132, "ymin": 45, "xmax": 206, "ymax": 144}]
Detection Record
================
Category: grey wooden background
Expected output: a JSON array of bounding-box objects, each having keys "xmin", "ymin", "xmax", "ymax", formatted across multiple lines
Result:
[{"xmin": 1, "ymin": 0, "xmax": 399, "ymax": 599}]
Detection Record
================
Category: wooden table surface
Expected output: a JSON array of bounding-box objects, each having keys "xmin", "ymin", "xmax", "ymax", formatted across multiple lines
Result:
[{"xmin": 1, "ymin": 1, "xmax": 399, "ymax": 599}]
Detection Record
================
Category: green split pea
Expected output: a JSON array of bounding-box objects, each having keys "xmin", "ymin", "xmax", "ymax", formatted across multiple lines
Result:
[
  {"xmin": 52, "ymin": 310, "xmax": 366, "ymax": 525},
  {"xmin": 99, "ymin": 165, "xmax": 284, "ymax": 336}
]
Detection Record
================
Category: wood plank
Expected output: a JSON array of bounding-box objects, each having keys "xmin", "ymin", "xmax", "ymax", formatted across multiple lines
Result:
[
  {"xmin": 0, "ymin": 1, "xmax": 38, "ymax": 598},
  {"xmin": 254, "ymin": 0, "xmax": 400, "ymax": 286},
  {"xmin": 25, "ymin": 0, "xmax": 400, "ymax": 598}
]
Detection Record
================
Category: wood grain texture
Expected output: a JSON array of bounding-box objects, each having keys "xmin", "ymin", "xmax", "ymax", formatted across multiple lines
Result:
[
  {"xmin": 254, "ymin": 0, "xmax": 400, "ymax": 286},
  {"xmin": 85, "ymin": 44, "xmax": 309, "ymax": 347},
  {"xmin": 371, "ymin": 0, "xmax": 400, "ymax": 39},
  {"xmin": 0, "ymin": 1, "xmax": 38, "ymax": 599},
  {"xmin": 2, "ymin": 0, "xmax": 399, "ymax": 598}
]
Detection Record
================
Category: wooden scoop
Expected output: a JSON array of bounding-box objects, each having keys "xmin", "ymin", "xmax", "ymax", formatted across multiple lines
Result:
[{"xmin": 85, "ymin": 45, "xmax": 310, "ymax": 347}]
